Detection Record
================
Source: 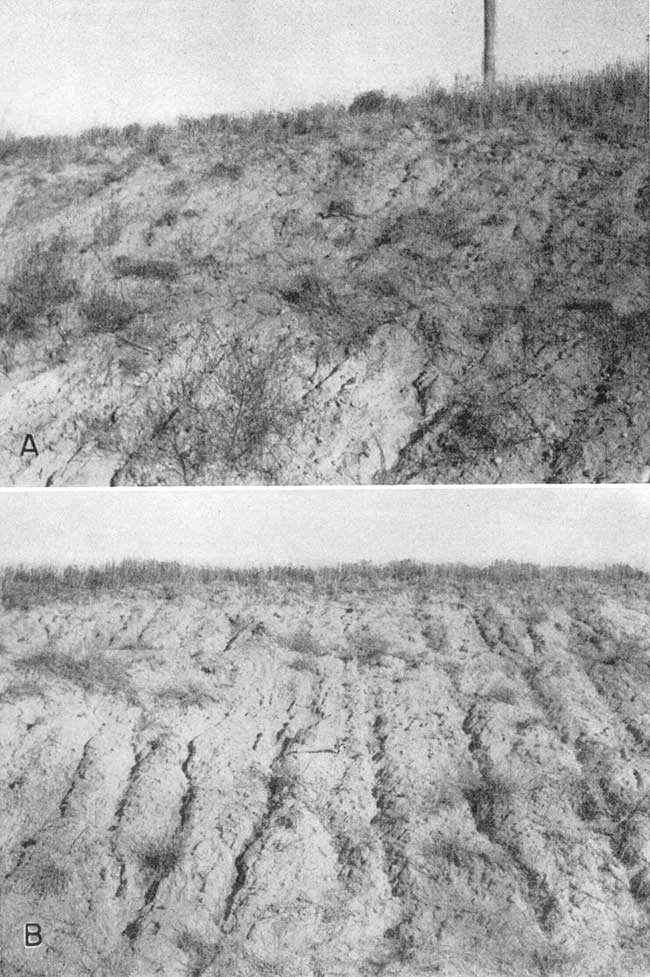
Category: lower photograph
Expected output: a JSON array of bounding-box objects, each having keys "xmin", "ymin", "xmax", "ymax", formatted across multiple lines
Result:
[{"xmin": 1, "ymin": 486, "xmax": 649, "ymax": 977}]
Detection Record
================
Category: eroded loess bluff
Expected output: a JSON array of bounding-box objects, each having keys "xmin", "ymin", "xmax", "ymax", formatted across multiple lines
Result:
[
  {"xmin": 1, "ymin": 567, "xmax": 649, "ymax": 976},
  {"xmin": 0, "ymin": 86, "xmax": 648, "ymax": 485}
]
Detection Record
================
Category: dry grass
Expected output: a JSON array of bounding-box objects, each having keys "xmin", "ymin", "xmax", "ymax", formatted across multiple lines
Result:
[
  {"xmin": 79, "ymin": 285, "xmax": 137, "ymax": 333},
  {"xmin": 1, "ymin": 62, "xmax": 644, "ymax": 167},
  {"xmin": 1, "ymin": 560, "xmax": 647, "ymax": 610},
  {"xmin": 14, "ymin": 648, "xmax": 135, "ymax": 700},
  {"xmin": 1, "ymin": 231, "xmax": 77, "ymax": 336}
]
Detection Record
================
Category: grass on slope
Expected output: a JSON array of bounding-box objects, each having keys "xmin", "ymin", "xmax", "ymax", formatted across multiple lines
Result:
[{"xmin": 0, "ymin": 62, "xmax": 647, "ymax": 483}]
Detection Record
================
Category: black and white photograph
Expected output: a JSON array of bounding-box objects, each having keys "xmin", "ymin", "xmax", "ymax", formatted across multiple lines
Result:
[
  {"xmin": 0, "ymin": 1, "xmax": 647, "ymax": 485},
  {"xmin": 0, "ymin": 486, "xmax": 649, "ymax": 976},
  {"xmin": 1, "ymin": 3, "xmax": 649, "ymax": 975}
]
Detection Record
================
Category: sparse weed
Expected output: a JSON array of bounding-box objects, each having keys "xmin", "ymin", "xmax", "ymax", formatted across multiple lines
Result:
[
  {"xmin": 26, "ymin": 855, "xmax": 68, "ymax": 897},
  {"xmin": 487, "ymin": 680, "xmax": 519, "ymax": 705},
  {"xmin": 288, "ymin": 628, "xmax": 324, "ymax": 657},
  {"xmin": 166, "ymin": 177, "xmax": 188, "ymax": 196},
  {"xmin": 176, "ymin": 929, "xmax": 219, "ymax": 976},
  {"xmin": 153, "ymin": 207, "xmax": 179, "ymax": 228},
  {"xmin": 155, "ymin": 682, "xmax": 215, "ymax": 709},
  {"xmin": 0, "ymin": 679, "xmax": 45, "ymax": 702},
  {"xmin": 279, "ymin": 270, "xmax": 336, "ymax": 313},
  {"xmin": 135, "ymin": 834, "xmax": 182, "ymax": 878},
  {"xmin": 207, "ymin": 160, "xmax": 244, "ymax": 181},
  {"xmin": 79, "ymin": 285, "xmax": 136, "ymax": 333},
  {"xmin": 113, "ymin": 255, "xmax": 180, "ymax": 281},
  {"xmin": 334, "ymin": 824, "xmax": 375, "ymax": 883},
  {"xmin": 347, "ymin": 630, "xmax": 391, "ymax": 665}
]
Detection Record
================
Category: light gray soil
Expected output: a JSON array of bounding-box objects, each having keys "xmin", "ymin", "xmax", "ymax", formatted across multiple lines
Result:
[{"xmin": 1, "ymin": 565, "xmax": 649, "ymax": 976}]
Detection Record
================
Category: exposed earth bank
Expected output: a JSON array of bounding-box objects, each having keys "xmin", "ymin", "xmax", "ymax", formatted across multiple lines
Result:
[
  {"xmin": 1, "ymin": 562, "xmax": 649, "ymax": 976},
  {"xmin": 1, "ymin": 69, "xmax": 648, "ymax": 484}
]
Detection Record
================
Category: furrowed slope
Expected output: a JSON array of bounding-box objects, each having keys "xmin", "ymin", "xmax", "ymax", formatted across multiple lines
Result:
[
  {"xmin": 0, "ymin": 68, "xmax": 648, "ymax": 485},
  {"xmin": 1, "ymin": 564, "xmax": 649, "ymax": 976}
]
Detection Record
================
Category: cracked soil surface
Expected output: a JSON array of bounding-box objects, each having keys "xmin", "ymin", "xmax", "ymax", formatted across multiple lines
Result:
[{"xmin": 1, "ymin": 563, "xmax": 649, "ymax": 976}]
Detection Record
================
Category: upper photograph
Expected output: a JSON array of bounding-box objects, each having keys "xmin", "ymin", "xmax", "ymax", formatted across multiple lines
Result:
[{"xmin": 0, "ymin": 1, "xmax": 648, "ymax": 486}]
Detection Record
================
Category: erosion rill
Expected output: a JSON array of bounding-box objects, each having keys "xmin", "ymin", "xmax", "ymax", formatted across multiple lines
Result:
[{"xmin": 0, "ymin": 563, "xmax": 649, "ymax": 976}]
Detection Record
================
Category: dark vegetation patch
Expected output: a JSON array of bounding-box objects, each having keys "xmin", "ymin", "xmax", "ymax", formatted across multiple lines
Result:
[
  {"xmin": 0, "ymin": 560, "xmax": 646, "ymax": 609},
  {"xmin": 1, "ymin": 231, "xmax": 77, "ymax": 336},
  {"xmin": 79, "ymin": 286, "xmax": 137, "ymax": 333},
  {"xmin": 15, "ymin": 649, "xmax": 135, "ymax": 699},
  {"xmin": 112, "ymin": 255, "xmax": 180, "ymax": 281}
]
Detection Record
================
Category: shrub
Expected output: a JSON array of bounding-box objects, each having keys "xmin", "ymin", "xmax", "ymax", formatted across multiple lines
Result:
[
  {"xmin": 79, "ymin": 286, "xmax": 136, "ymax": 333},
  {"xmin": 288, "ymin": 628, "xmax": 324, "ymax": 657},
  {"xmin": 135, "ymin": 835, "xmax": 182, "ymax": 878},
  {"xmin": 113, "ymin": 255, "xmax": 180, "ymax": 281},
  {"xmin": 279, "ymin": 270, "xmax": 337, "ymax": 313},
  {"xmin": 2, "ymin": 232, "xmax": 77, "ymax": 335},
  {"xmin": 207, "ymin": 160, "xmax": 244, "ymax": 181},
  {"xmin": 349, "ymin": 90, "xmax": 389, "ymax": 115}
]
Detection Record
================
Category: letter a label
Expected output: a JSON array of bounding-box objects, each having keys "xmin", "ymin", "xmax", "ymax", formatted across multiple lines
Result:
[
  {"xmin": 20, "ymin": 435, "xmax": 38, "ymax": 457},
  {"xmin": 24, "ymin": 922, "xmax": 42, "ymax": 947}
]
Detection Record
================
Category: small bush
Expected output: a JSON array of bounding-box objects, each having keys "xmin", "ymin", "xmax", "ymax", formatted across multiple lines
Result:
[
  {"xmin": 208, "ymin": 160, "xmax": 244, "ymax": 181},
  {"xmin": 279, "ymin": 270, "xmax": 337, "ymax": 313},
  {"xmin": 79, "ymin": 286, "xmax": 136, "ymax": 333},
  {"xmin": 113, "ymin": 255, "xmax": 180, "ymax": 281},
  {"xmin": 349, "ymin": 90, "xmax": 389, "ymax": 115},
  {"xmin": 288, "ymin": 628, "xmax": 324, "ymax": 657},
  {"xmin": 2, "ymin": 232, "xmax": 77, "ymax": 335},
  {"xmin": 346, "ymin": 630, "xmax": 391, "ymax": 665},
  {"xmin": 135, "ymin": 835, "xmax": 182, "ymax": 878}
]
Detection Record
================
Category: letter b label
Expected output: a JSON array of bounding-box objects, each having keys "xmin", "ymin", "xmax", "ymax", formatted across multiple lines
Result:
[{"xmin": 25, "ymin": 922, "xmax": 42, "ymax": 947}]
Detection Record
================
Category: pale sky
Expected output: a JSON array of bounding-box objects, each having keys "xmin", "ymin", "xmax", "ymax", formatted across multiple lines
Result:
[
  {"xmin": 0, "ymin": 487, "xmax": 648, "ymax": 570},
  {"xmin": 0, "ymin": 0, "xmax": 646, "ymax": 136}
]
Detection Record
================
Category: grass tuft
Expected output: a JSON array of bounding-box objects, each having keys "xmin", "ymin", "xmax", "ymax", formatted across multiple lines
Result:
[
  {"xmin": 113, "ymin": 255, "xmax": 180, "ymax": 281},
  {"xmin": 79, "ymin": 286, "xmax": 137, "ymax": 333},
  {"xmin": 1, "ymin": 231, "xmax": 77, "ymax": 336}
]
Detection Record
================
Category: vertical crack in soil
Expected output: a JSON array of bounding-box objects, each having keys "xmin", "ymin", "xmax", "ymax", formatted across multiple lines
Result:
[
  {"xmin": 58, "ymin": 735, "xmax": 94, "ymax": 817},
  {"xmin": 462, "ymin": 704, "xmax": 561, "ymax": 936},
  {"xmin": 179, "ymin": 737, "xmax": 197, "ymax": 830},
  {"xmin": 221, "ymin": 726, "xmax": 297, "ymax": 931},
  {"xmin": 122, "ymin": 737, "xmax": 199, "ymax": 946},
  {"xmin": 369, "ymin": 703, "xmax": 414, "ymax": 954}
]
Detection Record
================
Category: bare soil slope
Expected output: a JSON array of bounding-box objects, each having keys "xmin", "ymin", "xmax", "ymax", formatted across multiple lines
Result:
[
  {"xmin": 1, "ymin": 67, "xmax": 648, "ymax": 485},
  {"xmin": 1, "ymin": 562, "xmax": 649, "ymax": 976}
]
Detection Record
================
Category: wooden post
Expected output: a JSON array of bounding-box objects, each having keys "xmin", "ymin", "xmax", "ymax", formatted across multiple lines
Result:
[{"xmin": 483, "ymin": 0, "xmax": 496, "ymax": 88}]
